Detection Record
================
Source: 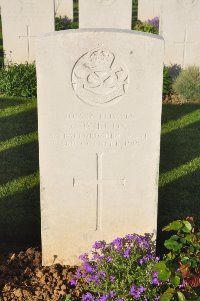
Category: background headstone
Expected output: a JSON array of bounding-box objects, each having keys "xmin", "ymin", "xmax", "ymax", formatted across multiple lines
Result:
[
  {"xmin": 160, "ymin": 0, "xmax": 200, "ymax": 67},
  {"xmin": 37, "ymin": 29, "xmax": 164, "ymax": 266},
  {"xmin": 79, "ymin": 0, "xmax": 132, "ymax": 29},
  {"xmin": 138, "ymin": 0, "xmax": 161, "ymax": 21},
  {"xmin": 1, "ymin": 0, "xmax": 55, "ymax": 64},
  {"xmin": 54, "ymin": 0, "xmax": 73, "ymax": 19}
]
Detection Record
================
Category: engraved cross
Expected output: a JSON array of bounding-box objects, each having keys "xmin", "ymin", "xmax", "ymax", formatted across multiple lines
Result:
[
  {"xmin": 73, "ymin": 153, "xmax": 126, "ymax": 231},
  {"xmin": 19, "ymin": 25, "xmax": 37, "ymax": 59},
  {"xmin": 175, "ymin": 29, "xmax": 195, "ymax": 67}
]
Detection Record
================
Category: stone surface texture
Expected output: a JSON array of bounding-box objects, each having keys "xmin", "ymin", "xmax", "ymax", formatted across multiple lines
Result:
[
  {"xmin": 54, "ymin": 0, "xmax": 73, "ymax": 19},
  {"xmin": 138, "ymin": 0, "xmax": 161, "ymax": 21},
  {"xmin": 79, "ymin": 0, "xmax": 132, "ymax": 29},
  {"xmin": 1, "ymin": 0, "xmax": 55, "ymax": 64},
  {"xmin": 160, "ymin": 0, "xmax": 200, "ymax": 67},
  {"xmin": 36, "ymin": 29, "xmax": 164, "ymax": 266}
]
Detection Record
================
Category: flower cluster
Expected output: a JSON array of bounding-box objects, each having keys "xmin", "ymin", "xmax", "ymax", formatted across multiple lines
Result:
[
  {"xmin": 70, "ymin": 233, "xmax": 164, "ymax": 300},
  {"xmin": 147, "ymin": 17, "xmax": 159, "ymax": 31}
]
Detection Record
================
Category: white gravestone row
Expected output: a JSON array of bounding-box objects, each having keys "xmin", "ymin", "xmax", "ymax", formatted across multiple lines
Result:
[
  {"xmin": 1, "ymin": 0, "xmax": 55, "ymax": 64},
  {"xmin": 160, "ymin": 0, "xmax": 200, "ymax": 68},
  {"xmin": 36, "ymin": 29, "xmax": 164, "ymax": 265},
  {"xmin": 54, "ymin": 0, "xmax": 73, "ymax": 20},
  {"xmin": 138, "ymin": 0, "xmax": 161, "ymax": 21},
  {"xmin": 79, "ymin": 0, "xmax": 132, "ymax": 29}
]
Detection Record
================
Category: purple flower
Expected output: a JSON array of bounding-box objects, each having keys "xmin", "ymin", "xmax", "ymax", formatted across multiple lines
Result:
[
  {"xmin": 98, "ymin": 294, "xmax": 109, "ymax": 301},
  {"xmin": 79, "ymin": 253, "xmax": 89, "ymax": 262},
  {"xmin": 153, "ymin": 277, "xmax": 159, "ymax": 286},
  {"xmin": 70, "ymin": 279, "xmax": 78, "ymax": 286},
  {"xmin": 112, "ymin": 237, "xmax": 122, "ymax": 250},
  {"xmin": 147, "ymin": 17, "xmax": 159, "ymax": 30},
  {"xmin": 139, "ymin": 286, "xmax": 146, "ymax": 293},
  {"xmin": 106, "ymin": 256, "xmax": 113, "ymax": 262},
  {"xmin": 178, "ymin": 279, "xmax": 187, "ymax": 289},
  {"xmin": 139, "ymin": 258, "xmax": 144, "ymax": 265},
  {"xmin": 110, "ymin": 276, "xmax": 115, "ymax": 283},
  {"xmin": 76, "ymin": 267, "xmax": 82, "ymax": 278},
  {"xmin": 130, "ymin": 285, "xmax": 141, "ymax": 298},
  {"xmin": 82, "ymin": 292, "xmax": 94, "ymax": 301},
  {"xmin": 124, "ymin": 248, "xmax": 131, "ymax": 258},
  {"xmin": 125, "ymin": 234, "xmax": 137, "ymax": 240},
  {"xmin": 109, "ymin": 291, "xmax": 116, "ymax": 298},
  {"xmin": 92, "ymin": 240, "xmax": 105, "ymax": 250},
  {"xmin": 155, "ymin": 296, "xmax": 160, "ymax": 301},
  {"xmin": 83, "ymin": 262, "xmax": 96, "ymax": 274},
  {"xmin": 98, "ymin": 271, "xmax": 106, "ymax": 278},
  {"xmin": 133, "ymin": 291, "xmax": 140, "ymax": 298}
]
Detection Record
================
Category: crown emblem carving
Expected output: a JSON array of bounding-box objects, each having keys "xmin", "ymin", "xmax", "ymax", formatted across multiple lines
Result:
[{"xmin": 72, "ymin": 48, "xmax": 129, "ymax": 107}]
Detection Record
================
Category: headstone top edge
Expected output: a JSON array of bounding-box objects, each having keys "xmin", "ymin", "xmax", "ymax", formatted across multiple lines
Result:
[{"xmin": 37, "ymin": 29, "xmax": 164, "ymax": 42}]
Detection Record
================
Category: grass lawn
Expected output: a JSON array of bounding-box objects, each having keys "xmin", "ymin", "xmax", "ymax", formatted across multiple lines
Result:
[{"xmin": 0, "ymin": 0, "xmax": 199, "ymax": 252}]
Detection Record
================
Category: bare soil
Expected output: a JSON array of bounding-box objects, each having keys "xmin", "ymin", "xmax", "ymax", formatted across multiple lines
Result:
[{"xmin": 0, "ymin": 246, "xmax": 82, "ymax": 301}]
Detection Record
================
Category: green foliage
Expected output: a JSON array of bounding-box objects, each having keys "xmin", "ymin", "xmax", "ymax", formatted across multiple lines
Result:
[
  {"xmin": 133, "ymin": 20, "xmax": 158, "ymax": 34},
  {"xmin": 0, "ymin": 62, "xmax": 37, "ymax": 98},
  {"xmin": 55, "ymin": 16, "xmax": 78, "ymax": 31},
  {"xmin": 70, "ymin": 234, "xmax": 164, "ymax": 300},
  {"xmin": 163, "ymin": 66, "xmax": 173, "ymax": 96},
  {"xmin": 173, "ymin": 66, "xmax": 200, "ymax": 102},
  {"xmin": 154, "ymin": 218, "xmax": 200, "ymax": 301}
]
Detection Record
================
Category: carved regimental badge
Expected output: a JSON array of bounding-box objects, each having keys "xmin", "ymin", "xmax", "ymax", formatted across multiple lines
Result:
[
  {"xmin": 178, "ymin": 0, "xmax": 197, "ymax": 6},
  {"xmin": 96, "ymin": 0, "xmax": 115, "ymax": 5},
  {"xmin": 72, "ymin": 49, "xmax": 129, "ymax": 106}
]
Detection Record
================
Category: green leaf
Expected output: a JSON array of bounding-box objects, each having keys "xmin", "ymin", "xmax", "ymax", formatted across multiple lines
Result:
[
  {"xmin": 171, "ymin": 275, "xmax": 181, "ymax": 287},
  {"xmin": 164, "ymin": 239, "xmax": 182, "ymax": 251},
  {"xmin": 154, "ymin": 262, "xmax": 171, "ymax": 281},
  {"xmin": 181, "ymin": 257, "xmax": 190, "ymax": 265},
  {"xmin": 163, "ymin": 221, "xmax": 183, "ymax": 232},
  {"xmin": 171, "ymin": 235, "xmax": 179, "ymax": 241},
  {"xmin": 160, "ymin": 293, "xmax": 173, "ymax": 301},
  {"xmin": 177, "ymin": 291, "xmax": 186, "ymax": 301},
  {"xmin": 182, "ymin": 221, "xmax": 192, "ymax": 233}
]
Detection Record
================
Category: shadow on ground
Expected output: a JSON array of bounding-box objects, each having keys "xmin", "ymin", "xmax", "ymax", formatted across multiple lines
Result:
[
  {"xmin": 157, "ymin": 103, "xmax": 200, "ymax": 253},
  {"xmin": 0, "ymin": 97, "xmax": 40, "ymax": 246}
]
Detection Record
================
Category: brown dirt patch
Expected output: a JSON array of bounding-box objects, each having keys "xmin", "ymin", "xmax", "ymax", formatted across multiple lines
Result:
[
  {"xmin": 0, "ymin": 246, "xmax": 82, "ymax": 301},
  {"xmin": 163, "ymin": 93, "xmax": 183, "ymax": 105}
]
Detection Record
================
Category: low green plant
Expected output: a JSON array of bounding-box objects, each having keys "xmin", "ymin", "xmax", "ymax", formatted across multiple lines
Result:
[
  {"xmin": 55, "ymin": 16, "xmax": 78, "ymax": 31},
  {"xmin": 173, "ymin": 66, "xmax": 200, "ymax": 102},
  {"xmin": 0, "ymin": 62, "xmax": 37, "ymax": 98},
  {"xmin": 69, "ymin": 234, "xmax": 165, "ymax": 300},
  {"xmin": 154, "ymin": 217, "xmax": 200, "ymax": 301},
  {"xmin": 163, "ymin": 66, "xmax": 173, "ymax": 96},
  {"xmin": 133, "ymin": 18, "xmax": 159, "ymax": 34}
]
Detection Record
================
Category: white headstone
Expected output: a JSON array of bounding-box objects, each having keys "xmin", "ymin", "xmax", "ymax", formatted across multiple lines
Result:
[
  {"xmin": 1, "ymin": 0, "xmax": 55, "ymax": 64},
  {"xmin": 138, "ymin": 0, "xmax": 161, "ymax": 21},
  {"xmin": 160, "ymin": 0, "xmax": 200, "ymax": 68},
  {"xmin": 36, "ymin": 29, "xmax": 164, "ymax": 266},
  {"xmin": 54, "ymin": 0, "xmax": 73, "ymax": 19},
  {"xmin": 79, "ymin": 0, "xmax": 132, "ymax": 29}
]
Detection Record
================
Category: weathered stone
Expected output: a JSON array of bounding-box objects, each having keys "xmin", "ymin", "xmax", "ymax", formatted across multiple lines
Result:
[
  {"xmin": 54, "ymin": 0, "xmax": 73, "ymax": 19},
  {"xmin": 1, "ymin": 0, "xmax": 54, "ymax": 64},
  {"xmin": 138, "ymin": 0, "xmax": 161, "ymax": 21},
  {"xmin": 36, "ymin": 29, "xmax": 164, "ymax": 265},
  {"xmin": 79, "ymin": 0, "xmax": 132, "ymax": 29},
  {"xmin": 160, "ymin": 0, "xmax": 200, "ymax": 67}
]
